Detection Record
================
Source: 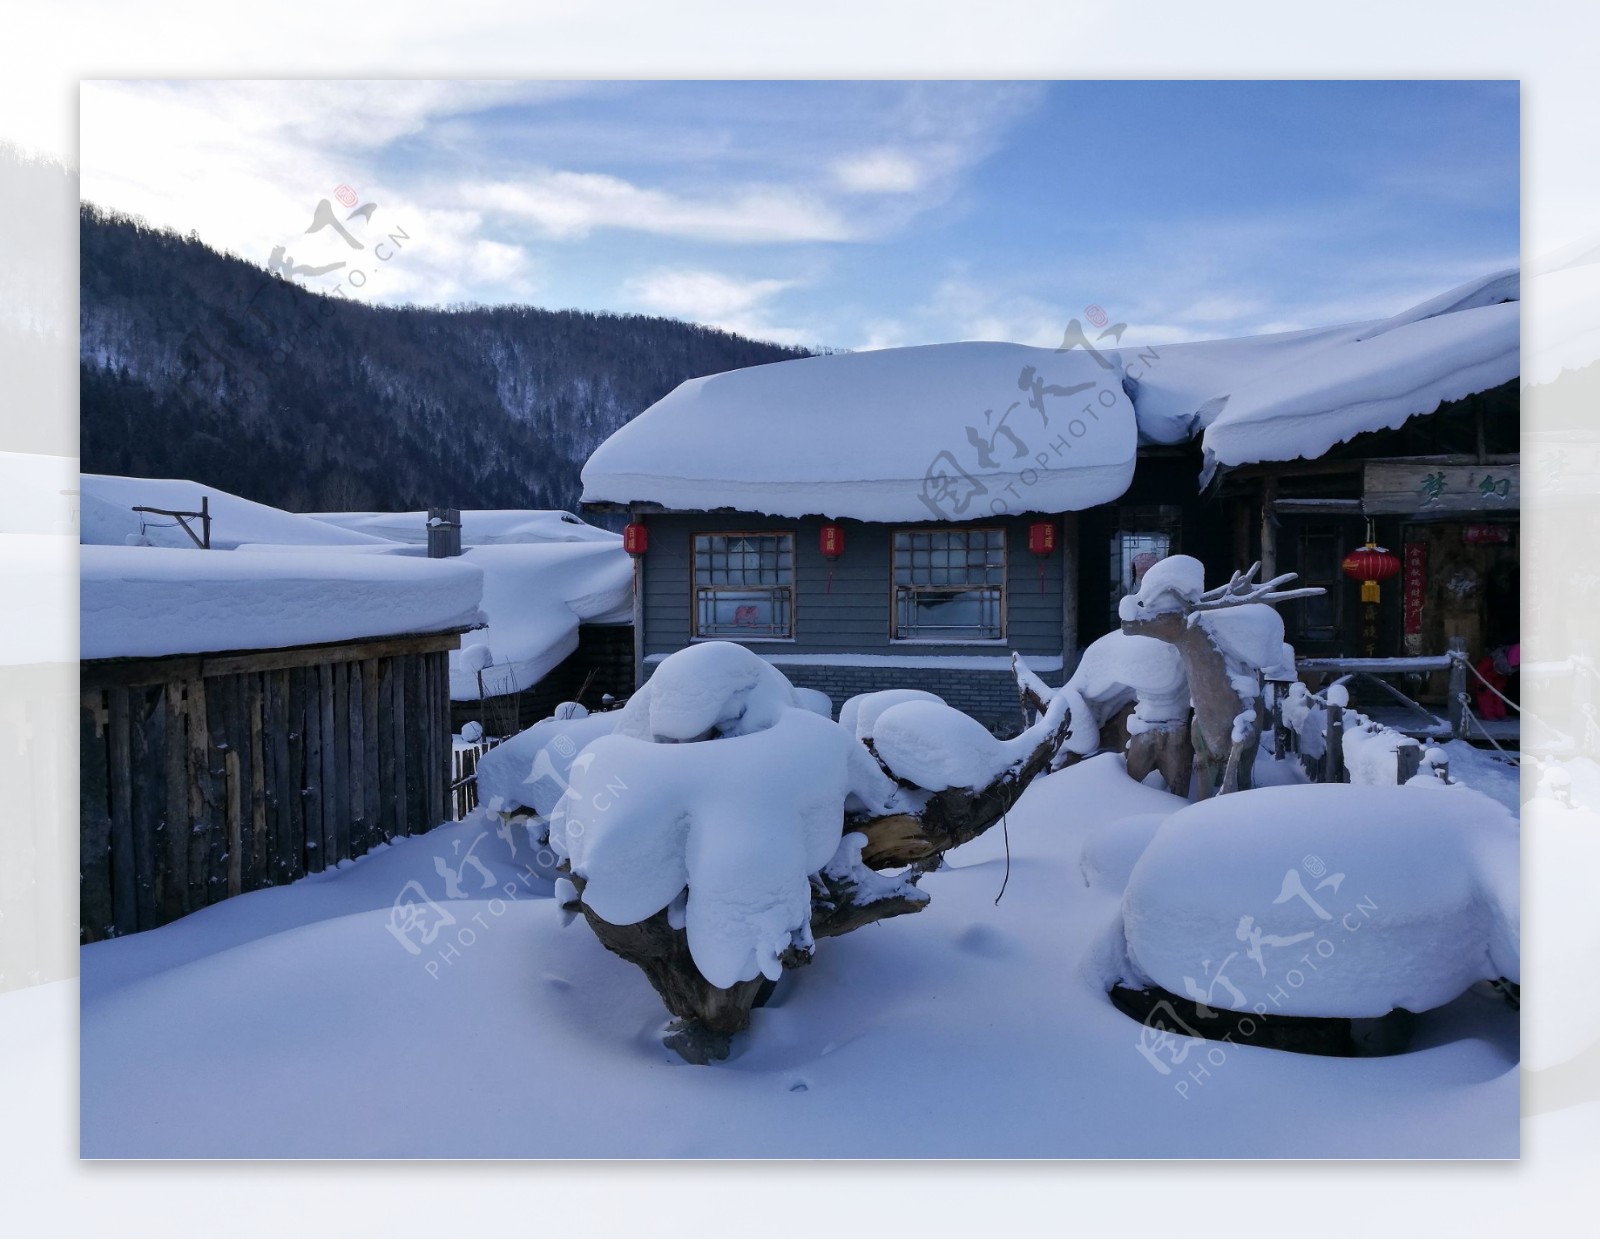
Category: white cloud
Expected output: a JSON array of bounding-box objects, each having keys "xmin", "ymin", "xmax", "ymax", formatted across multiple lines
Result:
[
  {"xmin": 832, "ymin": 149, "xmax": 923, "ymax": 194},
  {"xmin": 621, "ymin": 267, "xmax": 815, "ymax": 346},
  {"xmin": 468, "ymin": 171, "xmax": 856, "ymax": 244}
]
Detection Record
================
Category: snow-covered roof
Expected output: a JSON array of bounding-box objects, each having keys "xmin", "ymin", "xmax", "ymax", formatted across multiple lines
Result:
[
  {"xmin": 307, "ymin": 509, "xmax": 617, "ymax": 546},
  {"xmin": 581, "ymin": 341, "xmax": 1138, "ymax": 522},
  {"xmin": 80, "ymin": 474, "xmax": 390, "ymax": 550},
  {"xmin": 81, "ymin": 544, "xmax": 486, "ymax": 660},
  {"xmin": 1186, "ymin": 270, "xmax": 1520, "ymax": 482},
  {"xmin": 450, "ymin": 541, "xmax": 633, "ymax": 700},
  {"xmin": 80, "ymin": 477, "xmax": 633, "ymax": 693},
  {"xmin": 581, "ymin": 270, "xmax": 1519, "ymax": 516}
]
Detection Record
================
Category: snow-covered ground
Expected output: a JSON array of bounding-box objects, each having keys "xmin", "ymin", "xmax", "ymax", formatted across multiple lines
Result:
[{"xmin": 80, "ymin": 750, "xmax": 1519, "ymax": 1158}]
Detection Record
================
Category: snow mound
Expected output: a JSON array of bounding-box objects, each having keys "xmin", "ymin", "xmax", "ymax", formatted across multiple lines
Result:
[
  {"xmin": 1080, "ymin": 812, "xmax": 1168, "ymax": 893},
  {"xmin": 550, "ymin": 708, "xmax": 896, "ymax": 988},
  {"xmin": 307, "ymin": 508, "xmax": 618, "ymax": 546},
  {"xmin": 581, "ymin": 341, "xmax": 1138, "ymax": 521},
  {"xmin": 474, "ymin": 711, "xmax": 620, "ymax": 815},
  {"xmin": 1121, "ymin": 783, "xmax": 1519, "ymax": 1018},
  {"xmin": 80, "ymin": 474, "xmax": 391, "ymax": 549},
  {"xmin": 80, "ymin": 544, "xmax": 485, "ymax": 660},
  {"xmin": 792, "ymin": 687, "xmax": 835, "ymax": 719},
  {"xmin": 446, "ymin": 542, "xmax": 633, "ymax": 700},
  {"xmin": 1118, "ymin": 553, "xmax": 1205, "ymax": 620},
  {"xmin": 838, "ymin": 688, "xmax": 946, "ymax": 740},
  {"xmin": 870, "ymin": 700, "xmax": 1012, "ymax": 791},
  {"xmin": 1065, "ymin": 630, "xmax": 1189, "ymax": 750},
  {"xmin": 1193, "ymin": 604, "xmax": 1286, "ymax": 676},
  {"xmin": 614, "ymin": 641, "xmax": 805, "ymax": 742}
]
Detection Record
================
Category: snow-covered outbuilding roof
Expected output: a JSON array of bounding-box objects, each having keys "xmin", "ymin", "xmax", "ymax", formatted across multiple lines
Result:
[
  {"xmin": 581, "ymin": 341, "xmax": 1138, "ymax": 522},
  {"xmin": 581, "ymin": 270, "xmax": 1519, "ymax": 517},
  {"xmin": 81, "ymin": 477, "xmax": 632, "ymax": 698},
  {"xmin": 81, "ymin": 544, "xmax": 486, "ymax": 661}
]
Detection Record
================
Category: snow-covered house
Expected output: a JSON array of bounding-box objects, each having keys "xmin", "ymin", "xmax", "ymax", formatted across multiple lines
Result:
[
  {"xmin": 580, "ymin": 272, "xmax": 1519, "ymax": 730},
  {"xmin": 582, "ymin": 341, "xmax": 1138, "ymax": 728}
]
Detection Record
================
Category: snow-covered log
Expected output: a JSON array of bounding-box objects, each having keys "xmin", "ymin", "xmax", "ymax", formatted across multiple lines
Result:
[{"xmin": 524, "ymin": 642, "xmax": 1077, "ymax": 1058}]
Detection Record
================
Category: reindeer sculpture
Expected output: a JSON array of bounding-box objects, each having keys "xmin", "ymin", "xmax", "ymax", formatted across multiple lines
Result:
[{"xmin": 1119, "ymin": 556, "xmax": 1323, "ymax": 798}]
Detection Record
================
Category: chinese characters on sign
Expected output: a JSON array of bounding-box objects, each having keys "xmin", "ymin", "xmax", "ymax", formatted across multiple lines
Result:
[{"xmin": 1403, "ymin": 541, "xmax": 1427, "ymax": 653}]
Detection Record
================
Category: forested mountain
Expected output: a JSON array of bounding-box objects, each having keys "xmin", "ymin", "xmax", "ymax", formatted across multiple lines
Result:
[{"xmin": 79, "ymin": 205, "xmax": 812, "ymax": 514}]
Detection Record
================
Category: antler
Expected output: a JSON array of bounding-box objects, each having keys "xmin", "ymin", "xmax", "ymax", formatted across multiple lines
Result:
[{"xmin": 1192, "ymin": 561, "xmax": 1325, "ymax": 611}]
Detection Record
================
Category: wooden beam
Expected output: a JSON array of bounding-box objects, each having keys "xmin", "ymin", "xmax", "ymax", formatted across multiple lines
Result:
[{"xmin": 81, "ymin": 627, "xmax": 473, "ymax": 689}]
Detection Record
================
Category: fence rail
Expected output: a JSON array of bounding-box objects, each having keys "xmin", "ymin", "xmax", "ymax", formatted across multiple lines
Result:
[{"xmin": 1268, "ymin": 678, "xmax": 1447, "ymax": 788}]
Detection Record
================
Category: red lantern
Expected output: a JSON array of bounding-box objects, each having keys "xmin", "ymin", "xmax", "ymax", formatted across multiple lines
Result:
[
  {"xmin": 1028, "ymin": 521, "xmax": 1056, "ymax": 556},
  {"xmin": 622, "ymin": 522, "xmax": 648, "ymax": 556},
  {"xmin": 819, "ymin": 524, "xmax": 845, "ymax": 559},
  {"xmin": 1341, "ymin": 543, "xmax": 1400, "ymax": 603}
]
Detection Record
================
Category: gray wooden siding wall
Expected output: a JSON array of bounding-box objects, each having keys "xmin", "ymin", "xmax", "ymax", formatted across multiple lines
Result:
[
  {"xmin": 80, "ymin": 632, "xmax": 460, "ymax": 943},
  {"xmin": 640, "ymin": 512, "xmax": 1066, "ymax": 659}
]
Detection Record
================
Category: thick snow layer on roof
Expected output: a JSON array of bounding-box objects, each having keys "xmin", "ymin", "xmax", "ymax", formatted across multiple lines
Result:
[
  {"xmin": 1118, "ymin": 268, "xmax": 1520, "ymax": 460},
  {"xmin": 307, "ymin": 509, "xmax": 617, "ymax": 546},
  {"xmin": 81, "ymin": 544, "xmax": 485, "ymax": 660},
  {"xmin": 447, "ymin": 542, "xmax": 633, "ymax": 701},
  {"xmin": 1121, "ymin": 782, "xmax": 1519, "ymax": 1018},
  {"xmin": 1197, "ymin": 299, "xmax": 1519, "ymax": 482},
  {"xmin": 80, "ymin": 474, "xmax": 389, "ymax": 549},
  {"xmin": 581, "ymin": 341, "xmax": 1138, "ymax": 521}
]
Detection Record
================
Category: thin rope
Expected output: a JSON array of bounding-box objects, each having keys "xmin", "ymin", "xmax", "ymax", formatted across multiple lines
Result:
[
  {"xmin": 994, "ymin": 803, "xmax": 1012, "ymax": 906},
  {"xmin": 1462, "ymin": 658, "xmax": 1522, "ymax": 712},
  {"xmin": 1458, "ymin": 693, "xmax": 1519, "ymax": 761}
]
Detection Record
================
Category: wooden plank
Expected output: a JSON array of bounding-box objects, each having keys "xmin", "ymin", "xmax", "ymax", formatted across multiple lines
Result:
[
  {"xmin": 184, "ymin": 677, "xmax": 211, "ymax": 909},
  {"xmin": 361, "ymin": 658, "xmax": 381, "ymax": 853},
  {"xmin": 318, "ymin": 662, "xmax": 338, "ymax": 865},
  {"xmin": 247, "ymin": 674, "xmax": 268, "ymax": 892},
  {"xmin": 80, "ymin": 629, "xmax": 471, "ymax": 690},
  {"xmin": 332, "ymin": 660, "xmax": 352, "ymax": 862},
  {"xmin": 224, "ymin": 733, "xmax": 243, "ymax": 898},
  {"xmin": 267, "ymin": 670, "xmax": 292, "ymax": 885},
  {"xmin": 229, "ymin": 672, "xmax": 253, "ymax": 896},
  {"xmin": 128, "ymin": 685, "xmax": 164, "ymax": 930},
  {"xmin": 163, "ymin": 681, "xmax": 188, "ymax": 920},
  {"xmin": 347, "ymin": 660, "xmax": 366, "ymax": 861},
  {"xmin": 436, "ymin": 651, "xmax": 451, "ymax": 825},
  {"xmin": 78, "ymin": 693, "xmax": 113, "ymax": 942},
  {"xmin": 377, "ymin": 659, "xmax": 396, "ymax": 844},
  {"xmin": 204, "ymin": 677, "xmax": 233, "ymax": 904},
  {"xmin": 285, "ymin": 667, "xmax": 307, "ymax": 882},
  {"xmin": 302, "ymin": 663, "xmax": 325, "ymax": 873},
  {"xmin": 1363, "ymin": 461, "xmax": 1521, "ymax": 515},
  {"xmin": 393, "ymin": 655, "xmax": 411, "ymax": 837},
  {"xmin": 406, "ymin": 652, "xmax": 426, "ymax": 835},
  {"xmin": 108, "ymin": 687, "xmax": 137, "ymax": 936},
  {"xmin": 1322, "ymin": 703, "xmax": 1346, "ymax": 785}
]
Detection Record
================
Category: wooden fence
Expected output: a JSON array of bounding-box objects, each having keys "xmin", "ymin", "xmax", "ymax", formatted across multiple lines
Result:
[
  {"xmin": 1268, "ymin": 678, "xmax": 1441, "ymax": 787},
  {"xmin": 450, "ymin": 738, "xmax": 502, "ymax": 820},
  {"xmin": 80, "ymin": 629, "xmax": 463, "ymax": 942}
]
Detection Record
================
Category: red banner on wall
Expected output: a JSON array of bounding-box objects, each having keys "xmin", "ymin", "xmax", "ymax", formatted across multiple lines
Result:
[{"xmin": 1403, "ymin": 541, "xmax": 1427, "ymax": 637}]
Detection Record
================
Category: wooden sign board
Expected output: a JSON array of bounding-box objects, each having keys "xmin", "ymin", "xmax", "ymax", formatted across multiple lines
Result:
[{"xmin": 1363, "ymin": 462, "xmax": 1520, "ymax": 515}]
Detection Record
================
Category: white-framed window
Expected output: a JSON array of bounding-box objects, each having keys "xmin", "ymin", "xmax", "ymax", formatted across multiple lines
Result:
[
  {"xmin": 692, "ymin": 532, "xmax": 795, "ymax": 639},
  {"xmin": 892, "ymin": 527, "xmax": 1006, "ymax": 641}
]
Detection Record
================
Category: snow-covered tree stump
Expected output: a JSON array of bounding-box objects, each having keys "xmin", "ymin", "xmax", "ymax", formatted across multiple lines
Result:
[{"xmin": 528, "ymin": 642, "xmax": 1076, "ymax": 1060}]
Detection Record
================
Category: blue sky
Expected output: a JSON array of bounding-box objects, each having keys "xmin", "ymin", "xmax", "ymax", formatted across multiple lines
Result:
[{"xmin": 81, "ymin": 79, "xmax": 1519, "ymax": 350}]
